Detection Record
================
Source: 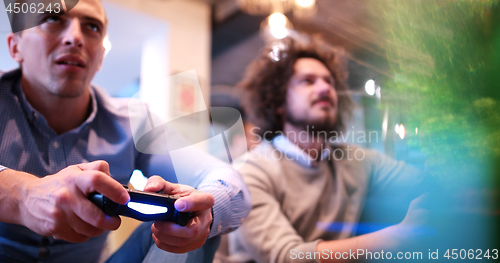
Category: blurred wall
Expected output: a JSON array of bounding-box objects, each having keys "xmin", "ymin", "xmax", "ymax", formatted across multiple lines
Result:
[
  {"xmin": 106, "ymin": 0, "xmax": 212, "ymax": 106},
  {"xmin": 0, "ymin": 5, "xmax": 18, "ymax": 71}
]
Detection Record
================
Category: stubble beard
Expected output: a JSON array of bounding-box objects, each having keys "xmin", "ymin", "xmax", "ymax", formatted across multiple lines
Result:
[
  {"xmin": 284, "ymin": 105, "xmax": 338, "ymax": 139},
  {"xmin": 48, "ymin": 73, "xmax": 88, "ymax": 98}
]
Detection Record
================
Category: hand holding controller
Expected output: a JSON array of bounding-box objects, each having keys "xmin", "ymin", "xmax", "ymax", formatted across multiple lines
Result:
[{"xmin": 88, "ymin": 186, "xmax": 193, "ymax": 226}]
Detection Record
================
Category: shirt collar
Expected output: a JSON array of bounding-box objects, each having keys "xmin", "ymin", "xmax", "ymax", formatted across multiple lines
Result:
[
  {"xmin": 84, "ymin": 87, "xmax": 98, "ymax": 128},
  {"xmin": 9, "ymin": 70, "xmax": 38, "ymax": 124},
  {"xmin": 272, "ymin": 134, "xmax": 331, "ymax": 168}
]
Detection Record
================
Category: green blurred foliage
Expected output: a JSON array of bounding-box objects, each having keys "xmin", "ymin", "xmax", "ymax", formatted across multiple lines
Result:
[{"xmin": 374, "ymin": 0, "xmax": 499, "ymax": 189}]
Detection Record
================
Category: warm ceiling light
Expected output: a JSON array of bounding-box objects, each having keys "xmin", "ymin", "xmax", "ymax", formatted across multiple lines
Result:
[
  {"xmin": 269, "ymin": 12, "xmax": 287, "ymax": 28},
  {"xmin": 237, "ymin": 0, "xmax": 293, "ymax": 15},
  {"xmin": 238, "ymin": 0, "xmax": 316, "ymax": 16},
  {"xmin": 238, "ymin": 0, "xmax": 316, "ymax": 41},
  {"xmin": 295, "ymin": 0, "xmax": 315, "ymax": 8},
  {"xmin": 262, "ymin": 12, "xmax": 293, "ymax": 40}
]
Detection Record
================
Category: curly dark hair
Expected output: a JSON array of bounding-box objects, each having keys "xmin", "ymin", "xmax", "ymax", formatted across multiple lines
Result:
[{"xmin": 239, "ymin": 35, "xmax": 353, "ymax": 140}]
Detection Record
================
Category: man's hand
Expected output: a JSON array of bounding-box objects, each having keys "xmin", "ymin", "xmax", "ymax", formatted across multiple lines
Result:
[
  {"xmin": 18, "ymin": 161, "xmax": 129, "ymax": 243},
  {"xmin": 144, "ymin": 176, "xmax": 214, "ymax": 253}
]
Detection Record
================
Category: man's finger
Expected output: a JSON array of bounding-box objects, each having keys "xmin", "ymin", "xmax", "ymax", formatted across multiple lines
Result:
[
  {"xmin": 152, "ymin": 235, "xmax": 193, "ymax": 254},
  {"xmin": 174, "ymin": 192, "xmax": 214, "ymax": 212},
  {"xmin": 74, "ymin": 196, "xmax": 122, "ymax": 230},
  {"xmin": 77, "ymin": 160, "xmax": 110, "ymax": 175},
  {"xmin": 65, "ymin": 210, "xmax": 106, "ymax": 237},
  {"xmin": 151, "ymin": 224, "xmax": 191, "ymax": 247},
  {"xmin": 52, "ymin": 224, "xmax": 91, "ymax": 243},
  {"xmin": 144, "ymin": 176, "xmax": 181, "ymax": 195},
  {"xmin": 75, "ymin": 171, "xmax": 129, "ymax": 205},
  {"xmin": 153, "ymin": 221, "xmax": 196, "ymax": 239}
]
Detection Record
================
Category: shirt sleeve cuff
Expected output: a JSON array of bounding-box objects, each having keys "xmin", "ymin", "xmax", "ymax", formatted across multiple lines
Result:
[
  {"xmin": 199, "ymin": 182, "xmax": 251, "ymax": 239},
  {"xmin": 0, "ymin": 165, "xmax": 8, "ymax": 172},
  {"xmin": 204, "ymin": 186, "xmax": 230, "ymax": 238}
]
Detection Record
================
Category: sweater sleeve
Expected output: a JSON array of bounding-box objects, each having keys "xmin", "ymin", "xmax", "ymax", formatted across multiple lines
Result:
[
  {"xmin": 360, "ymin": 149, "xmax": 430, "ymax": 226},
  {"xmin": 231, "ymin": 161, "xmax": 322, "ymax": 263}
]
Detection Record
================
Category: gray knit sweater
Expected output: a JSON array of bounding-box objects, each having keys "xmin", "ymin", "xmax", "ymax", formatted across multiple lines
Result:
[{"xmin": 228, "ymin": 140, "xmax": 425, "ymax": 263}]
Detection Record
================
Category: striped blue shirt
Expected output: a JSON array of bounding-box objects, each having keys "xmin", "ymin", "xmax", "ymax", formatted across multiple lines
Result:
[{"xmin": 0, "ymin": 69, "xmax": 251, "ymax": 263}]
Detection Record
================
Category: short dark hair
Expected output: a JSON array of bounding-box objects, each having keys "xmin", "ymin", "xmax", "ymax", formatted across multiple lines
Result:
[
  {"xmin": 239, "ymin": 35, "xmax": 353, "ymax": 140},
  {"xmin": 10, "ymin": 0, "xmax": 108, "ymax": 34}
]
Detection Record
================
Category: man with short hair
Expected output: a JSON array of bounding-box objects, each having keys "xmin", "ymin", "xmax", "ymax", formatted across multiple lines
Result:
[
  {"xmin": 226, "ymin": 36, "xmax": 428, "ymax": 263},
  {"xmin": 0, "ymin": 0, "xmax": 250, "ymax": 262}
]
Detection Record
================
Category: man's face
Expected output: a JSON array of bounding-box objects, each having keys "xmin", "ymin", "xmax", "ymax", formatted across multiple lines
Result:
[
  {"xmin": 284, "ymin": 57, "xmax": 338, "ymax": 133},
  {"xmin": 11, "ymin": 0, "xmax": 106, "ymax": 98}
]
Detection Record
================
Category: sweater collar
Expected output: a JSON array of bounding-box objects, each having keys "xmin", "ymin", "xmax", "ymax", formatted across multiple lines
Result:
[{"xmin": 272, "ymin": 134, "xmax": 331, "ymax": 168}]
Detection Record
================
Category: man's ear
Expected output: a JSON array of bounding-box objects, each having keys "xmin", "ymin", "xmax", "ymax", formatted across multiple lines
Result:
[{"xmin": 7, "ymin": 33, "xmax": 23, "ymax": 63}]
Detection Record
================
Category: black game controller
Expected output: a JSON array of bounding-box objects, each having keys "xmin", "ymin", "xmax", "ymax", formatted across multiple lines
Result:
[{"xmin": 88, "ymin": 186, "xmax": 193, "ymax": 226}]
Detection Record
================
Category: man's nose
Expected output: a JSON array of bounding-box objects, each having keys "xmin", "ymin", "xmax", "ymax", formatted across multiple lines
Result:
[
  {"xmin": 315, "ymin": 78, "xmax": 332, "ymax": 94},
  {"xmin": 62, "ymin": 19, "xmax": 83, "ymax": 48}
]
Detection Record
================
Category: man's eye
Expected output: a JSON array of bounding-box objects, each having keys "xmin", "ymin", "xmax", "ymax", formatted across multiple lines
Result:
[
  {"xmin": 44, "ymin": 16, "xmax": 61, "ymax": 23},
  {"xmin": 302, "ymin": 78, "xmax": 315, "ymax": 84},
  {"xmin": 87, "ymin": 23, "xmax": 100, "ymax": 32}
]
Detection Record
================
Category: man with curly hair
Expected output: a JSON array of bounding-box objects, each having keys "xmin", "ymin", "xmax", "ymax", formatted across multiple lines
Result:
[{"xmin": 224, "ymin": 35, "xmax": 429, "ymax": 263}]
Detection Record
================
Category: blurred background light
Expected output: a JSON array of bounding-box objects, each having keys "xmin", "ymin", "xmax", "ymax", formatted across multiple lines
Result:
[
  {"xmin": 295, "ymin": 0, "xmax": 315, "ymax": 8},
  {"xmin": 129, "ymin": 169, "xmax": 147, "ymax": 190},
  {"xmin": 267, "ymin": 12, "xmax": 290, "ymax": 39},
  {"xmin": 269, "ymin": 43, "xmax": 283, "ymax": 61},
  {"xmin": 365, "ymin": 79, "xmax": 375, "ymax": 96},
  {"xmin": 269, "ymin": 12, "xmax": 287, "ymax": 28},
  {"xmin": 375, "ymin": 86, "xmax": 381, "ymax": 99},
  {"xmin": 103, "ymin": 35, "xmax": 112, "ymax": 56},
  {"xmin": 237, "ymin": 0, "xmax": 317, "ymax": 15},
  {"xmin": 261, "ymin": 12, "xmax": 293, "ymax": 40},
  {"xmin": 398, "ymin": 123, "xmax": 405, "ymax": 140},
  {"xmin": 236, "ymin": 0, "xmax": 317, "ymax": 41}
]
